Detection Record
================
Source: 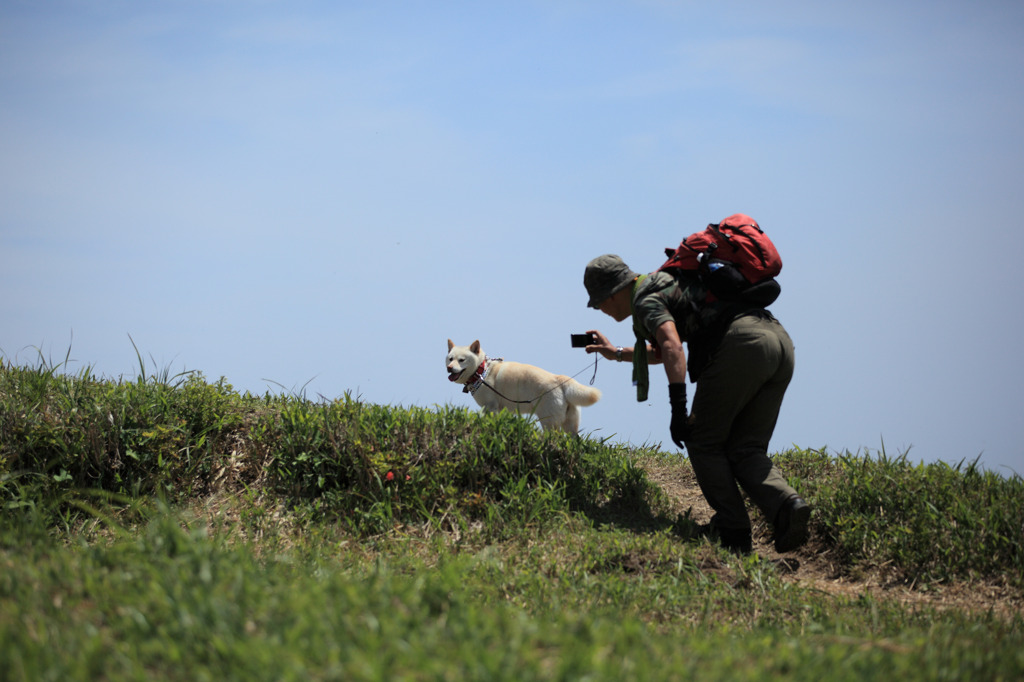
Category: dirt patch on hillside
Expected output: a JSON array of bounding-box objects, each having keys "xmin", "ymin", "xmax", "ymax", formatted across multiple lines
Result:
[{"xmin": 640, "ymin": 457, "xmax": 1024, "ymax": 619}]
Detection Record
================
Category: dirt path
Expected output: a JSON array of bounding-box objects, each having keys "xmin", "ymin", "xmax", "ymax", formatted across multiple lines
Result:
[{"xmin": 640, "ymin": 458, "xmax": 1024, "ymax": 619}]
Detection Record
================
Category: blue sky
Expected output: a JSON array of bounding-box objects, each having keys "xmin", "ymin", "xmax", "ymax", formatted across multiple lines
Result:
[{"xmin": 3, "ymin": 1, "xmax": 1023, "ymax": 476}]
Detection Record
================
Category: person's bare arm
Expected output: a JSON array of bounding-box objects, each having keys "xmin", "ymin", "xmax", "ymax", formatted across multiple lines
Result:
[
  {"xmin": 654, "ymin": 320, "xmax": 687, "ymax": 383},
  {"xmin": 585, "ymin": 329, "xmax": 664, "ymax": 364}
]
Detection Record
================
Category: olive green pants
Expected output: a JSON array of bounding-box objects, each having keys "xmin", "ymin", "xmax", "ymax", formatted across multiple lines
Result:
[{"xmin": 685, "ymin": 311, "xmax": 798, "ymax": 532}]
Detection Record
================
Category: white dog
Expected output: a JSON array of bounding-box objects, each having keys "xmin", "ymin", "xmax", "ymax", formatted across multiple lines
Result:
[{"xmin": 446, "ymin": 339, "xmax": 601, "ymax": 434}]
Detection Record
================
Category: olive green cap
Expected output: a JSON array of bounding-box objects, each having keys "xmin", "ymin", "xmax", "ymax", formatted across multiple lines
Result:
[{"xmin": 584, "ymin": 254, "xmax": 639, "ymax": 309}]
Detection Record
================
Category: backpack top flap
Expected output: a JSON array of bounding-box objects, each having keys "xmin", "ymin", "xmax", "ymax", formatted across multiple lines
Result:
[
  {"xmin": 708, "ymin": 214, "xmax": 782, "ymax": 282},
  {"xmin": 660, "ymin": 214, "xmax": 782, "ymax": 285}
]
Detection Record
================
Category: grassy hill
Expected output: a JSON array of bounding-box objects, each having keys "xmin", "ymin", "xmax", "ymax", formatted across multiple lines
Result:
[{"xmin": 2, "ymin": 358, "xmax": 1022, "ymax": 680}]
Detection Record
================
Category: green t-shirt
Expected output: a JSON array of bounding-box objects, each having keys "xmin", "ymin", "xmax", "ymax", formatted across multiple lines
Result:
[
  {"xmin": 632, "ymin": 271, "xmax": 751, "ymax": 385},
  {"xmin": 631, "ymin": 271, "xmax": 708, "ymax": 345}
]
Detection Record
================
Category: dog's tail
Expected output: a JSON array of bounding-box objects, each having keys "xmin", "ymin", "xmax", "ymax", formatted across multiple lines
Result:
[{"xmin": 562, "ymin": 378, "xmax": 601, "ymax": 407}]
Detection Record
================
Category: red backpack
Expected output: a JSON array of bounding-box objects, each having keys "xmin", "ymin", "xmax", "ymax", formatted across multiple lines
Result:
[{"xmin": 657, "ymin": 214, "xmax": 782, "ymax": 306}]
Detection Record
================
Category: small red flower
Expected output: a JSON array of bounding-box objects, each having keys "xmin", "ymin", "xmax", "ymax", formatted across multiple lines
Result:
[{"xmin": 385, "ymin": 471, "xmax": 395, "ymax": 482}]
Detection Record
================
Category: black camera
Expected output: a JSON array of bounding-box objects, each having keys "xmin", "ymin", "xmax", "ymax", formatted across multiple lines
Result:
[{"xmin": 570, "ymin": 333, "xmax": 595, "ymax": 348}]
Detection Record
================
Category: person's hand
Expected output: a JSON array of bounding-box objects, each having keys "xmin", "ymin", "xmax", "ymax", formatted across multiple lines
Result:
[
  {"xmin": 668, "ymin": 383, "xmax": 690, "ymax": 449},
  {"xmin": 670, "ymin": 410, "xmax": 690, "ymax": 449},
  {"xmin": 584, "ymin": 330, "xmax": 618, "ymax": 360}
]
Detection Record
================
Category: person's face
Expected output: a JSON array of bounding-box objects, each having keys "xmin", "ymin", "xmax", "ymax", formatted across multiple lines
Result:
[{"xmin": 598, "ymin": 290, "xmax": 631, "ymax": 322}]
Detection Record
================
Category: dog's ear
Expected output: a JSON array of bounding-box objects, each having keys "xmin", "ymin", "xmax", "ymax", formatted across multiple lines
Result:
[
  {"xmin": 470, "ymin": 340, "xmax": 481, "ymax": 354},
  {"xmin": 447, "ymin": 339, "xmax": 454, "ymax": 351}
]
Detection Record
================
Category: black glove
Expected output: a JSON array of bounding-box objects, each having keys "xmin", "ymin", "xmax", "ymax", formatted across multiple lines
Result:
[{"xmin": 668, "ymin": 382, "xmax": 690, "ymax": 449}]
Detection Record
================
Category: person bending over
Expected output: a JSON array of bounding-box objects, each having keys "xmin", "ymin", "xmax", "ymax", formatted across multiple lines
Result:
[{"xmin": 583, "ymin": 254, "xmax": 809, "ymax": 555}]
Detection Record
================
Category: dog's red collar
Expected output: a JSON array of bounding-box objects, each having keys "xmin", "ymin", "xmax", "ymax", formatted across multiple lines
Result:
[{"xmin": 462, "ymin": 359, "xmax": 487, "ymax": 394}]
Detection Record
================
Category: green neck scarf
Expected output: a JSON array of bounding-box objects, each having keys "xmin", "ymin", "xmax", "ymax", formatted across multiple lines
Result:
[{"xmin": 629, "ymin": 275, "xmax": 649, "ymax": 402}]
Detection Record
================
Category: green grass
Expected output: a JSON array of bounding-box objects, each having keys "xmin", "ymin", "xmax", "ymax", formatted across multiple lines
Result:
[{"xmin": 1, "ymin": 356, "xmax": 1022, "ymax": 680}]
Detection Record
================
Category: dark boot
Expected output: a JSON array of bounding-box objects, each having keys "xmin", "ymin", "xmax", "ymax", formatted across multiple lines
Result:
[
  {"xmin": 716, "ymin": 526, "xmax": 753, "ymax": 556},
  {"xmin": 774, "ymin": 496, "xmax": 811, "ymax": 553}
]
